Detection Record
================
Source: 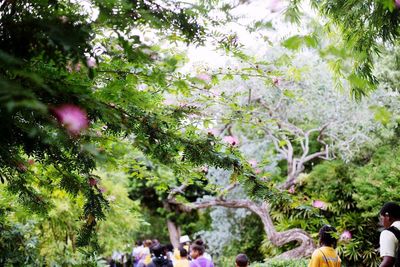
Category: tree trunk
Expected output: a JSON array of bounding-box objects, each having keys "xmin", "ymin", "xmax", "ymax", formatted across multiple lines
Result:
[
  {"xmin": 170, "ymin": 198, "xmax": 316, "ymax": 258},
  {"xmin": 167, "ymin": 219, "xmax": 181, "ymax": 248}
]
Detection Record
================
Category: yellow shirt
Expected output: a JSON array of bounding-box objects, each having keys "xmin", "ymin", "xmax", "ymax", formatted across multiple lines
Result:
[
  {"xmin": 175, "ymin": 259, "xmax": 190, "ymax": 267},
  {"xmin": 308, "ymin": 246, "xmax": 341, "ymax": 267}
]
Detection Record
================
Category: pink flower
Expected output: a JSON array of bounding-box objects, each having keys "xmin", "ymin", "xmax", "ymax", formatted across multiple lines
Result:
[
  {"xmin": 88, "ymin": 177, "xmax": 97, "ymax": 187},
  {"xmin": 74, "ymin": 62, "xmax": 81, "ymax": 72},
  {"xmin": 255, "ymin": 168, "xmax": 262, "ymax": 174},
  {"xmin": 288, "ymin": 185, "xmax": 295, "ymax": 194},
  {"xmin": 340, "ymin": 230, "xmax": 352, "ymax": 240},
  {"xmin": 312, "ymin": 200, "xmax": 327, "ymax": 210},
  {"xmin": 99, "ymin": 187, "xmax": 106, "ymax": 193},
  {"xmin": 196, "ymin": 73, "xmax": 211, "ymax": 83},
  {"xmin": 248, "ymin": 159, "xmax": 258, "ymax": 168},
  {"xmin": 223, "ymin": 135, "xmax": 239, "ymax": 146},
  {"xmin": 396, "ymin": 0, "xmax": 400, "ymax": 8},
  {"xmin": 53, "ymin": 104, "xmax": 89, "ymax": 135},
  {"xmin": 86, "ymin": 57, "xmax": 96, "ymax": 68},
  {"xmin": 200, "ymin": 166, "xmax": 209, "ymax": 173}
]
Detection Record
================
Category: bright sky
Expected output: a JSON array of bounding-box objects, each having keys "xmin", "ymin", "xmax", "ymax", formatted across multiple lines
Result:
[{"xmin": 184, "ymin": 0, "xmax": 315, "ymax": 70}]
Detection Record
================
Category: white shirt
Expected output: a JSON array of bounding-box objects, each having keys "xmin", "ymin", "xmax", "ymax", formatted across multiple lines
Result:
[{"xmin": 380, "ymin": 221, "xmax": 400, "ymax": 257}]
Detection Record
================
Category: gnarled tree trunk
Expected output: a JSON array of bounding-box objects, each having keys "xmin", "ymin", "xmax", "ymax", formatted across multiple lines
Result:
[{"xmin": 169, "ymin": 196, "xmax": 316, "ymax": 258}]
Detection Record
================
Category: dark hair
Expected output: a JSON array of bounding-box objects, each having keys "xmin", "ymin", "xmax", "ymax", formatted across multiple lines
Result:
[
  {"xmin": 179, "ymin": 247, "xmax": 188, "ymax": 257},
  {"xmin": 380, "ymin": 202, "xmax": 400, "ymax": 219},
  {"xmin": 235, "ymin": 253, "xmax": 249, "ymax": 267},
  {"xmin": 319, "ymin": 225, "xmax": 338, "ymax": 248},
  {"xmin": 165, "ymin": 244, "xmax": 173, "ymax": 252},
  {"xmin": 191, "ymin": 239, "xmax": 205, "ymax": 255},
  {"xmin": 136, "ymin": 240, "xmax": 143, "ymax": 246},
  {"xmin": 151, "ymin": 244, "xmax": 165, "ymax": 258}
]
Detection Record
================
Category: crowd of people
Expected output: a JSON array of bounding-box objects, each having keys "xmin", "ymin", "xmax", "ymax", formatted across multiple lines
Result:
[
  {"xmin": 110, "ymin": 235, "xmax": 249, "ymax": 267},
  {"xmin": 111, "ymin": 202, "xmax": 400, "ymax": 267}
]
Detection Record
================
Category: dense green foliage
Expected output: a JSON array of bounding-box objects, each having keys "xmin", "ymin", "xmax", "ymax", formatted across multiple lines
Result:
[
  {"xmin": 2, "ymin": 0, "xmax": 400, "ymax": 265},
  {"xmin": 0, "ymin": 0, "xmax": 240, "ymax": 250}
]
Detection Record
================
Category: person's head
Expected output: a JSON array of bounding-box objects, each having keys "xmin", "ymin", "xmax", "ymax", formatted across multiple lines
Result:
[
  {"xmin": 179, "ymin": 247, "xmax": 188, "ymax": 258},
  {"xmin": 144, "ymin": 239, "xmax": 152, "ymax": 247},
  {"xmin": 319, "ymin": 225, "xmax": 338, "ymax": 248},
  {"xmin": 235, "ymin": 253, "xmax": 249, "ymax": 267},
  {"xmin": 380, "ymin": 202, "xmax": 400, "ymax": 228},
  {"xmin": 151, "ymin": 244, "xmax": 166, "ymax": 258},
  {"xmin": 190, "ymin": 239, "xmax": 205, "ymax": 259},
  {"xmin": 136, "ymin": 240, "xmax": 143, "ymax": 246},
  {"xmin": 165, "ymin": 244, "xmax": 173, "ymax": 253},
  {"xmin": 179, "ymin": 235, "xmax": 191, "ymax": 246}
]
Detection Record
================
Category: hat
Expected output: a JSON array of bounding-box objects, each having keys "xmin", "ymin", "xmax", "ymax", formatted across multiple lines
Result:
[{"xmin": 179, "ymin": 235, "xmax": 191, "ymax": 243}]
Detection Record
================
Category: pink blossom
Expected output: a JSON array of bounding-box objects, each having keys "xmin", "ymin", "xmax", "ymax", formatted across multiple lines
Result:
[
  {"xmin": 312, "ymin": 200, "xmax": 327, "ymax": 210},
  {"xmin": 86, "ymin": 57, "xmax": 96, "ymax": 68},
  {"xmin": 27, "ymin": 159, "xmax": 35, "ymax": 165},
  {"xmin": 248, "ymin": 159, "xmax": 258, "ymax": 168},
  {"xmin": 255, "ymin": 168, "xmax": 262, "ymax": 174},
  {"xmin": 74, "ymin": 62, "xmax": 81, "ymax": 72},
  {"xmin": 288, "ymin": 185, "xmax": 295, "ymax": 194},
  {"xmin": 340, "ymin": 230, "xmax": 352, "ymax": 240},
  {"xmin": 53, "ymin": 104, "xmax": 89, "ymax": 135},
  {"xmin": 196, "ymin": 73, "xmax": 211, "ymax": 83},
  {"xmin": 223, "ymin": 135, "xmax": 239, "ymax": 146},
  {"xmin": 200, "ymin": 166, "xmax": 209, "ymax": 173},
  {"xmin": 99, "ymin": 187, "xmax": 106, "ymax": 193},
  {"xmin": 396, "ymin": 0, "xmax": 400, "ymax": 8},
  {"xmin": 88, "ymin": 177, "xmax": 97, "ymax": 187}
]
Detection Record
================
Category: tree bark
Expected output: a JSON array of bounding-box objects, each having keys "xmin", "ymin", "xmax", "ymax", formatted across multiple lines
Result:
[
  {"xmin": 167, "ymin": 219, "xmax": 181, "ymax": 249},
  {"xmin": 169, "ymin": 198, "xmax": 316, "ymax": 258}
]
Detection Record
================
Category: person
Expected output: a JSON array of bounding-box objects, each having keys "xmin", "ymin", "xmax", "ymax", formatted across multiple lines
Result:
[
  {"xmin": 132, "ymin": 240, "xmax": 143, "ymax": 267},
  {"xmin": 146, "ymin": 244, "xmax": 173, "ymax": 267},
  {"xmin": 175, "ymin": 247, "xmax": 190, "ymax": 267},
  {"xmin": 189, "ymin": 239, "xmax": 214, "ymax": 267},
  {"xmin": 235, "ymin": 254, "xmax": 249, "ymax": 267},
  {"xmin": 137, "ymin": 239, "xmax": 152, "ymax": 267},
  {"xmin": 308, "ymin": 225, "xmax": 341, "ymax": 267},
  {"xmin": 164, "ymin": 244, "xmax": 175, "ymax": 264},
  {"xmin": 379, "ymin": 202, "xmax": 400, "ymax": 267},
  {"xmin": 174, "ymin": 235, "xmax": 191, "ymax": 261}
]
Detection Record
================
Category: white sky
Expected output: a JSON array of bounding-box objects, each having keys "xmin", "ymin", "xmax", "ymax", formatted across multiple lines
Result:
[{"xmin": 184, "ymin": 0, "xmax": 315, "ymax": 71}]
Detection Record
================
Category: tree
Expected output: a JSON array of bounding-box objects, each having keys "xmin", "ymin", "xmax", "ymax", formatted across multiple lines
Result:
[
  {"xmin": 0, "ymin": 0, "xmax": 239, "ymax": 248},
  {"xmin": 161, "ymin": 36, "xmax": 400, "ymax": 258}
]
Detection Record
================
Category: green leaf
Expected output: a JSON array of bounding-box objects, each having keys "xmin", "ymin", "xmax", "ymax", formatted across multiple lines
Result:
[
  {"xmin": 370, "ymin": 106, "xmax": 392, "ymax": 125},
  {"xmin": 282, "ymin": 35, "xmax": 303, "ymax": 50}
]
